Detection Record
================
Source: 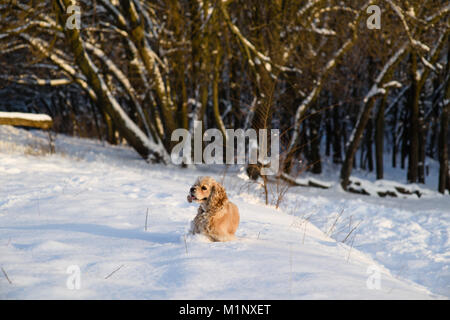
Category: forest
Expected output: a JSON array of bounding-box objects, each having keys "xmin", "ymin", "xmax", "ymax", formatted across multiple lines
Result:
[{"xmin": 0, "ymin": 0, "xmax": 449, "ymax": 194}]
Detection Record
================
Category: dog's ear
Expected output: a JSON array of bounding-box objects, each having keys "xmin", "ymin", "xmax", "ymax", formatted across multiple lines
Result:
[{"xmin": 207, "ymin": 183, "xmax": 227, "ymax": 211}]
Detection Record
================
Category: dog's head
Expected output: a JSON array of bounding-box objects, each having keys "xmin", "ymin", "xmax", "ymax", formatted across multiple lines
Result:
[{"xmin": 188, "ymin": 176, "xmax": 227, "ymax": 209}]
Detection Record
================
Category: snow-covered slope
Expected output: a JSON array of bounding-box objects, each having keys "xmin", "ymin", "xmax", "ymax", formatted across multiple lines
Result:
[{"xmin": 0, "ymin": 126, "xmax": 447, "ymax": 299}]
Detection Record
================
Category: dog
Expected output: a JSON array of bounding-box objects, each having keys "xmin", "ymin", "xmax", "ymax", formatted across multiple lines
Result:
[{"xmin": 187, "ymin": 176, "xmax": 240, "ymax": 242}]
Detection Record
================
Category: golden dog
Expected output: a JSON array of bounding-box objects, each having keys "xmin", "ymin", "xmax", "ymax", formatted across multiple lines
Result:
[{"xmin": 187, "ymin": 176, "xmax": 239, "ymax": 241}]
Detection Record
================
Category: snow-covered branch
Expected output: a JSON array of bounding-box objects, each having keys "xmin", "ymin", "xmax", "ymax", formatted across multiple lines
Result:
[
  {"xmin": 219, "ymin": 0, "xmax": 301, "ymax": 75},
  {"xmin": 286, "ymin": 1, "xmax": 374, "ymax": 157},
  {"xmin": 0, "ymin": 74, "xmax": 72, "ymax": 86},
  {"xmin": 18, "ymin": 34, "xmax": 97, "ymax": 101},
  {"xmin": 384, "ymin": 0, "xmax": 426, "ymax": 51},
  {"xmin": 85, "ymin": 42, "xmax": 153, "ymax": 137}
]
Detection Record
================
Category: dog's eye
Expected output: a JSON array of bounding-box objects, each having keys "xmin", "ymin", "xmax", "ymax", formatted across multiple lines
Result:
[{"xmin": 201, "ymin": 186, "xmax": 207, "ymax": 190}]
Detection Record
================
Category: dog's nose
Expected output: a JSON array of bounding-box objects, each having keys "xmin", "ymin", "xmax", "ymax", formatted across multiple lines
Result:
[{"xmin": 190, "ymin": 187, "xmax": 195, "ymax": 193}]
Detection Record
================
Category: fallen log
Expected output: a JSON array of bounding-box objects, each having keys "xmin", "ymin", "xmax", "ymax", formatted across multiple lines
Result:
[
  {"xmin": 0, "ymin": 112, "xmax": 53, "ymax": 130},
  {"xmin": 280, "ymin": 173, "xmax": 331, "ymax": 189}
]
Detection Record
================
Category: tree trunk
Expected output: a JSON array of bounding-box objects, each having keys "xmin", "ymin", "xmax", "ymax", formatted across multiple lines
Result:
[
  {"xmin": 407, "ymin": 53, "xmax": 420, "ymax": 183},
  {"xmin": 367, "ymin": 117, "xmax": 374, "ymax": 172},
  {"xmin": 418, "ymin": 115, "xmax": 426, "ymax": 183},
  {"xmin": 283, "ymin": 2, "xmax": 370, "ymax": 173},
  {"xmin": 438, "ymin": 52, "xmax": 449, "ymax": 193},
  {"xmin": 341, "ymin": 98, "xmax": 376, "ymax": 189},
  {"xmin": 340, "ymin": 43, "xmax": 407, "ymax": 190},
  {"xmin": 212, "ymin": 45, "xmax": 226, "ymax": 137},
  {"xmin": 376, "ymin": 94, "xmax": 388, "ymax": 179},
  {"xmin": 0, "ymin": 111, "xmax": 53, "ymax": 130},
  {"xmin": 119, "ymin": 0, "xmax": 176, "ymax": 138},
  {"xmin": 310, "ymin": 110, "xmax": 322, "ymax": 174},
  {"xmin": 438, "ymin": 103, "xmax": 449, "ymax": 193},
  {"xmin": 325, "ymin": 107, "xmax": 331, "ymax": 157},
  {"xmin": 401, "ymin": 108, "xmax": 409, "ymax": 169},
  {"xmin": 54, "ymin": 0, "xmax": 168, "ymax": 162},
  {"xmin": 332, "ymin": 105, "xmax": 342, "ymax": 164},
  {"xmin": 392, "ymin": 101, "xmax": 398, "ymax": 168}
]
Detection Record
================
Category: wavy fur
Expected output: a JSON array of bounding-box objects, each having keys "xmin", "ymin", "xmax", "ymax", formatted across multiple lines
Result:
[{"xmin": 188, "ymin": 176, "xmax": 240, "ymax": 241}]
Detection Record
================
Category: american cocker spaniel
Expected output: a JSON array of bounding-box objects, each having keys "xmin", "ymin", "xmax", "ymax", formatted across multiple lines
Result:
[{"xmin": 187, "ymin": 176, "xmax": 240, "ymax": 241}]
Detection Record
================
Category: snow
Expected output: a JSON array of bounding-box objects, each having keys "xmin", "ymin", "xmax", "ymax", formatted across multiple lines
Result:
[
  {"xmin": 383, "ymin": 81, "xmax": 402, "ymax": 89},
  {"xmin": 281, "ymin": 154, "xmax": 450, "ymax": 297},
  {"xmin": 311, "ymin": 25, "xmax": 336, "ymax": 36},
  {"xmin": 376, "ymin": 43, "xmax": 408, "ymax": 85},
  {"xmin": 363, "ymin": 79, "xmax": 401, "ymax": 104},
  {"xmin": 419, "ymin": 55, "xmax": 437, "ymax": 73},
  {"xmin": 363, "ymin": 87, "xmax": 386, "ymax": 103},
  {"xmin": 411, "ymin": 40, "xmax": 430, "ymax": 52},
  {"xmin": 0, "ymin": 126, "xmax": 448, "ymax": 299}
]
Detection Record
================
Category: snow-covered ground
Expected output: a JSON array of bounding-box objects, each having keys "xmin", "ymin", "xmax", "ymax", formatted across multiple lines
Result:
[{"xmin": 0, "ymin": 125, "xmax": 448, "ymax": 299}]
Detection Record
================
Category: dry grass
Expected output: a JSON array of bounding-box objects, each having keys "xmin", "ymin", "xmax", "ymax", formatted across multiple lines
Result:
[
  {"xmin": 1, "ymin": 267, "xmax": 12, "ymax": 284},
  {"xmin": 0, "ymin": 139, "xmax": 50, "ymax": 156},
  {"xmin": 0, "ymin": 129, "xmax": 66, "ymax": 158}
]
